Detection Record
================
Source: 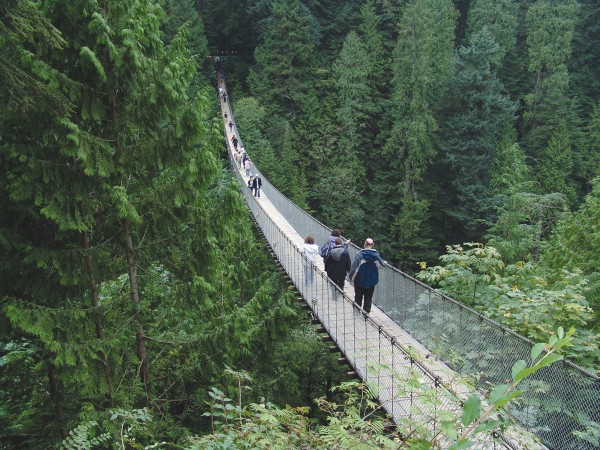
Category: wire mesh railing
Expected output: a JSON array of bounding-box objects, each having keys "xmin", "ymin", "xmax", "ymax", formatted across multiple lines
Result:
[{"xmin": 219, "ymin": 81, "xmax": 599, "ymax": 450}]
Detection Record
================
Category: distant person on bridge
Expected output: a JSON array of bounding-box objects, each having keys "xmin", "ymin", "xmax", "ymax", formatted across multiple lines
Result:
[
  {"xmin": 247, "ymin": 176, "xmax": 254, "ymax": 191},
  {"xmin": 302, "ymin": 235, "xmax": 319, "ymax": 286},
  {"xmin": 252, "ymin": 175, "xmax": 262, "ymax": 197},
  {"xmin": 325, "ymin": 237, "xmax": 351, "ymax": 298},
  {"xmin": 231, "ymin": 135, "xmax": 238, "ymax": 150},
  {"xmin": 234, "ymin": 149, "xmax": 242, "ymax": 169},
  {"xmin": 349, "ymin": 238, "xmax": 387, "ymax": 314},
  {"xmin": 244, "ymin": 158, "xmax": 252, "ymax": 177},
  {"xmin": 229, "ymin": 121, "xmax": 234, "ymax": 132}
]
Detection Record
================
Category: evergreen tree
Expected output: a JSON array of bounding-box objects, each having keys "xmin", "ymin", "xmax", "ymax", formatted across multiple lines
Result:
[
  {"xmin": 162, "ymin": 0, "xmax": 209, "ymax": 61},
  {"xmin": 466, "ymin": 0, "xmax": 518, "ymax": 64},
  {"xmin": 524, "ymin": 0, "xmax": 580, "ymax": 192},
  {"xmin": 536, "ymin": 124, "xmax": 576, "ymax": 201},
  {"xmin": 1, "ymin": 0, "xmax": 223, "ymax": 443},
  {"xmin": 582, "ymin": 102, "xmax": 600, "ymax": 186},
  {"xmin": 440, "ymin": 27, "xmax": 518, "ymax": 239},
  {"xmin": 568, "ymin": 0, "xmax": 600, "ymax": 120},
  {"xmin": 311, "ymin": 30, "xmax": 375, "ymax": 235},
  {"xmin": 541, "ymin": 177, "xmax": 600, "ymax": 328},
  {"xmin": 486, "ymin": 140, "xmax": 568, "ymax": 263},
  {"xmin": 358, "ymin": 0, "xmax": 387, "ymax": 94},
  {"xmin": 383, "ymin": 0, "xmax": 457, "ymax": 265},
  {"xmin": 333, "ymin": 31, "xmax": 376, "ymax": 169},
  {"xmin": 249, "ymin": 0, "xmax": 317, "ymax": 119}
]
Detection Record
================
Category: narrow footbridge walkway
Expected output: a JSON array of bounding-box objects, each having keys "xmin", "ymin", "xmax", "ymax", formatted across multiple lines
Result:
[{"xmin": 216, "ymin": 74, "xmax": 599, "ymax": 450}]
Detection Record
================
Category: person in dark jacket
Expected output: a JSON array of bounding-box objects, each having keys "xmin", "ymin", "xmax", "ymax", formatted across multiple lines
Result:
[
  {"xmin": 349, "ymin": 238, "xmax": 386, "ymax": 313},
  {"xmin": 252, "ymin": 175, "xmax": 262, "ymax": 197},
  {"xmin": 325, "ymin": 238, "xmax": 351, "ymax": 296}
]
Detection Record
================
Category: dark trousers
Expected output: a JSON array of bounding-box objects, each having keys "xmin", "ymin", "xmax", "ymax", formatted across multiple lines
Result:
[
  {"xmin": 354, "ymin": 285, "xmax": 375, "ymax": 313},
  {"xmin": 333, "ymin": 278, "xmax": 345, "ymax": 290}
]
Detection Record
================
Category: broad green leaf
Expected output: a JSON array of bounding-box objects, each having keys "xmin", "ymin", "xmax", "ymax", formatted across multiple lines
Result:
[
  {"xmin": 512, "ymin": 360, "xmax": 527, "ymax": 381},
  {"xmin": 473, "ymin": 419, "xmax": 503, "ymax": 434},
  {"xmin": 488, "ymin": 384, "xmax": 510, "ymax": 405},
  {"xmin": 495, "ymin": 390, "xmax": 522, "ymax": 408},
  {"xmin": 462, "ymin": 395, "xmax": 481, "ymax": 426},
  {"xmin": 515, "ymin": 354, "xmax": 563, "ymax": 383},
  {"xmin": 530, "ymin": 343, "xmax": 546, "ymax": 362}
]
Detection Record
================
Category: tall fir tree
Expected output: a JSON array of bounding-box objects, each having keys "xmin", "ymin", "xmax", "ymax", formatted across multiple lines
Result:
[
  {"xmin": 310, "ymin": 30, "xmax": 375, "ymax": 235},
  {"xmin": 1, "ymin": 0, "xmax": 224, "ymax": 443},
  {"xmin": 439, "ymin": 27, "xmax": 518, "ymax": 240},
  {"xmin": 383, "ymin": 0, "xmax": 457, "ymax": 266},
  {"xmin": 248, "ymin": 0, "xmax": 317, "ymax": 119},
  {"xmin": 466, "ymin": 0, "xmax": 518, "ymax": 64},
  {"xmin": 524, "ymin": 0, "xmax": 580, "ymax": 195}
]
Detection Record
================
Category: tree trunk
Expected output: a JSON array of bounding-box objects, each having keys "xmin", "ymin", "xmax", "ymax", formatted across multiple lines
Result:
[
  {"xmin": 82, "ymin": 231, "xmax": 115, "ymax": 407},
  {"xmin": 123, "ymin": 219, "xmax": 150, "ymax": 400},
  {"xmin": 197, "ymin": 0, "xmax": 203, "ymax": 17},
  {"xmin": 47, "ymin": 363, "xmax": 66, "ymax": 439}
]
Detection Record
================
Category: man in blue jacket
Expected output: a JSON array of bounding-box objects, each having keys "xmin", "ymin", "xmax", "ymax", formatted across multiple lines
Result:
[{"xmin": 349, "ymin": 238, "xmax": 386, "ymax": 313}]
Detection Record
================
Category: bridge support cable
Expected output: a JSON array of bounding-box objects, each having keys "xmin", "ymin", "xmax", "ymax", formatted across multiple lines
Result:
[{"xmin": 214, "ymin": 73, "xmax": 592, "ymax": 449}]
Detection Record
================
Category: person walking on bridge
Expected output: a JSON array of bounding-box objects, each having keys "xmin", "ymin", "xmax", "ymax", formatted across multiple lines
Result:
[
  {"xmin": 349, "ymin": 238, "xmax": 387, "ymax": 314},
  {"xmin": 302, "ymin": 235, "xmax": 319, "ymax": 286},
  {"xmin": 244, "ymin": 158, "xmax": 252, "ymax": 177},
  {"xmin": 252, "ymin": 174, "xmax": 262, "ymax": 197},
  {"xmin": 325, "ymin": 237, "xmax": 351, "ymax": 298},
  {"xmin": 320, "ymin": 228, "xmax": 349, "ymax": 259},
  {"xmin": 233, "ymin": 149, "xmax": 242, "ymax": 169}
]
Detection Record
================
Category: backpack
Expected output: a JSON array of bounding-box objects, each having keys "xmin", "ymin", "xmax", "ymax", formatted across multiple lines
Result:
[
  {"xmin": 354, "ymin": 257, "xmax": 379, "ymax": 288},
  {"xmin": 320, "ymin": 239, "xmax": 333, "ymax": 259}
]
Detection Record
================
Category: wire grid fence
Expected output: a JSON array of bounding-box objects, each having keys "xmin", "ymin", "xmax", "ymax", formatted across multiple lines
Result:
[{"xmin": 219, "ymin": 84, "xmax": 599, "ymax": 450}]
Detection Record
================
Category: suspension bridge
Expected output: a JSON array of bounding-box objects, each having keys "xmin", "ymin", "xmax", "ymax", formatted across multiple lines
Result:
[{"xmin": 216, "ymin": 73, "xmax": 599, "ymax": 450}]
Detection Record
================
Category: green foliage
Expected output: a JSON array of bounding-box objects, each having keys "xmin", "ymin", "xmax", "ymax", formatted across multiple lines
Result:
[
  {"xmin": 466, "ymin": 0, "xmax": 518, "ymax": 63},
  {"xmin": 61, "ymin": 421, "xmax": 111, "ymax": 450},
  {"xmin": 249, "ymin": 0, "xmax": 317, "ymax": 118},
  {"xmin": 453, "ymin": 327, "xmax": 575, "ymax": 447},
  {"xmin": 380, "ymin": 0, "xmax": 457, "ymax": 265},
  {"xmin": 417, "ymin": 243, "xmax": 599, "ymax": 368},
  {"xmin": 440, "ymin": 26, "xmax": 518, "ymax": 237},
  {"xmin": 524, "ymin": 0, "xmax": 580, "ymax": 184},
  {"xmin": 541, "ymin": 177, "xmax": 600, "ymax": 328}
]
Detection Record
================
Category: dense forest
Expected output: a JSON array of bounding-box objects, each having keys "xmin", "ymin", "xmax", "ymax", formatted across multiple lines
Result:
[
  {"xmin": 212, "ymin": 0, "xmax": 599, "ymax": 365},
  {"xmin": 1, "ymin": 0, "xmax": 599, "ymax": 448}
]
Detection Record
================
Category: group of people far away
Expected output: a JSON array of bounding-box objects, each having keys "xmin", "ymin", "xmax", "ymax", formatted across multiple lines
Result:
[
  {"xmin": 219, "ymin": 83, "xmax": 262, "ymax": 199},
  {"xmin": 302, "ymin": 229, "xmax": 386, "ymax": 314}
]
